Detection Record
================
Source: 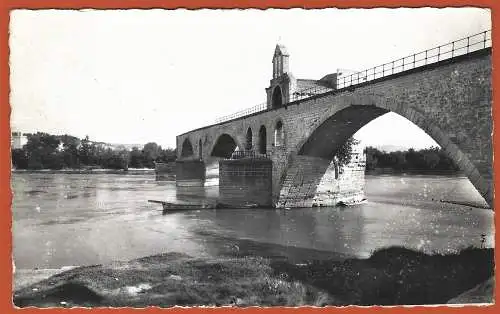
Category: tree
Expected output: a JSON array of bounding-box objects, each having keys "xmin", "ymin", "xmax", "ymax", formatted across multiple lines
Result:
[
  {"xmin": 363, "ymin": 145, "xmax": 459, "ymax": 173},
  {"xmin": 422, "ymin": 149, "xmax": 440, "ymax": 170},
  {"xmin": 142, "ymin": 142, "xmax": 161, "ymax": 168},
  {"xmin": 60, "ymin": 134, "xmax": 81, "ymax": 168},
  {"xmin": 129, "ymin": 147, "xmax": 144, "ymax": 168},
  {"xmin": 11, "ymin": 149, "xmax": 28, "ymax": 169},
  {"xmin": 78, "ymin": 136, "xmax": 93, "ymax": 166},
  {"xmin": 364, "ymin": 147, "xmax": 379, "ymax": 170},
  {"xmin": 101, "ymin": 148, "xmax": 129, "ymax": 170},
  {"xmin": 24, "ymin": 132, "xmax": 64, "ymax": 169},
  {"xmin": 14, "ymin": 131, "xmax": 176, "ymax": 170},
  {"xmin": 335, "ymin": 137, "xmax": 360, "ymax": 167},
  {"xmin": 158, "ymin": 148, "xmax": 177, "ymax": 163}
]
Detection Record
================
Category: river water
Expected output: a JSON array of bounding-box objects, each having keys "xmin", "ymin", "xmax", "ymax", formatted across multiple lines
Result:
[{"xmin": 11, "ymin": 173, "xmax": 494, "ymax": 270}]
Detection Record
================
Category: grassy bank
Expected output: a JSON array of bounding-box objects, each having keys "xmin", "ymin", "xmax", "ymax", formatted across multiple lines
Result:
[{"xmin": 13, "ymin": 246, "xmax": 493, "ymax": 307}]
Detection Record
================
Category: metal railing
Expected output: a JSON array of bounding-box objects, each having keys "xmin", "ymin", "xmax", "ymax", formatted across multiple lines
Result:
[
  {"xmin": 336, "ymin": 29, "xmax": 491, "ymax": 89},
  {"xmin": 290, "ymin": 85, "xmax": 333, "ymax": 102},
  {"xmin": 214, "ymin": 30, "xmax": 491, "ymax": 124},
  {"xmin": 229, "ymin": 150, "xmax": 269, "ymax": 160},
  {"xmin": 215, "ymin": 102, "xmax": 267, "ymax": 124}
]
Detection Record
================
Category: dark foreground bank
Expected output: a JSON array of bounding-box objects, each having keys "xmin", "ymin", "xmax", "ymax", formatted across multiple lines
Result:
[{"xmin": 13, "ymin": 246, "xmax": 493, "ymax": 307}]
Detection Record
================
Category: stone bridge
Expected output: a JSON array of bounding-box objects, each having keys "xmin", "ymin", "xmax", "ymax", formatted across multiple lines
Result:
[{"xmin": 176, "ymin": 34, "xmax": 493, "ymax": 208}]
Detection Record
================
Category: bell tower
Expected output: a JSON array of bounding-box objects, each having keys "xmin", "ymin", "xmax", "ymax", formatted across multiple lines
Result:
[
  {"xmin": 266, "ymin": 44, "xmax": 296, "ymax": 110},
  {"xmin": 272, "ymin": 44, "xmax": 289, "ymax": 78}
]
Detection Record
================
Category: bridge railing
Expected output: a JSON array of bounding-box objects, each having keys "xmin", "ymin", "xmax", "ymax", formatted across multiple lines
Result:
[
  {"xmin": 214, "ymin": 102, "xmax": 267, "ymax": 124},
  {"xmin": 290, "ymin": 85, "xmax": 333, "ymax": 102},
  {"xmin": 214, "ymin": 30, "xmax": 491, "ymax": 124},
  {"xmin": 336, "ymin": 30, "xmax": 492, "ymax": 89},
  {"xmin": 228, "ymin": 150, "xmax": 269, "ymax": 160}
]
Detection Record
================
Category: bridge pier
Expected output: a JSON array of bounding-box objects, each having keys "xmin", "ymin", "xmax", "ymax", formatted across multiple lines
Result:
[
  {"xmin": 175, "ymin": 159, "xmax": 206, "ymax": 187},
  {"xmin": 218, "ymin": 158, "xmax": 273, "ymax": 207},
  {"xmin": 276, "ymin": 155, "xmax": 366, "ymax": 208}
]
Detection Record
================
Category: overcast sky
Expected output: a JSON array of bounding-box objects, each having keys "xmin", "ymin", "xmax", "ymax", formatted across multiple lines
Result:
[{"xmin": 9, "ymin": 8, "xmax": 491, "ymax": 149}]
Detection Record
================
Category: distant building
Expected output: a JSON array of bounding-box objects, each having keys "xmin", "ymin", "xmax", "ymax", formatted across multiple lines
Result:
[{"xmin": 11, "ymin": 131, "xmax": 28, "ymax": 149}]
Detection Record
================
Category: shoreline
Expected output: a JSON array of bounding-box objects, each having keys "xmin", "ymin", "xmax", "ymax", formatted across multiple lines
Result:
[
  {"xmin": 13, "ymin": 246, "xmax": 494, "ymax": 307},
  {"xmin": 12, "ymin": 168, "xmax": 157, "ymax": 175}
]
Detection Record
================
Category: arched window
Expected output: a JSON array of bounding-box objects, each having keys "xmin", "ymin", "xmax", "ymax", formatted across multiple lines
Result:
[
  {"xmin": 274, "ymin": 120, "xmax": 284, "ymax": 147},
  {"xmin": 258, "ymin": 126, "xmax": 267, "ymax": 154},
  {"xmin": 246, "ymin": 128, "xmax": 253, "ymax": 150},
  {"xmin": 272, "ymin": 86, "xmax": 283, "ymax": 109},
  {"xmin": 198, "ymin": 139, "xmax": 203, "ymax": 159}
]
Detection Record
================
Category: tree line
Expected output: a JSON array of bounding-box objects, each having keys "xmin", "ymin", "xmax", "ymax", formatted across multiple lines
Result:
[
  {"xmin": 364, "ymin": 146, "xmax": 459, "ymax": 173},
  {"xmin": 11, "ymin": 132, "xmax": 176, "ymax": 170}
]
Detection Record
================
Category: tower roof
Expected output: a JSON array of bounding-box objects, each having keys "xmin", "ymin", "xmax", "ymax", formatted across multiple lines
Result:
[{"xmin": 274, "ymin": 44, "xmax": 289, "ymax": 57}]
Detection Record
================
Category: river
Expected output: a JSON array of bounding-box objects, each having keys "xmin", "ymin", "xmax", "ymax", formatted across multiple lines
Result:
[{"xmin": 11, "ymin": 173, "xmax": 494, "ymax": 270}]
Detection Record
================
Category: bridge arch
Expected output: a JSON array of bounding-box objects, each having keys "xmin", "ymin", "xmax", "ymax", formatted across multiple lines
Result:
[
  {"xmin": 210, "ymin": 133, "xmax": 240, "ymax": 158},
  {"xmin": 258, "ymin": 125, "xmax": 267, "ymax": 154},
  {"xmin": 246, "ymin": 127, "xmax": 253, "ymax": 150},
  {"xmin": 290, "ymin": 101, "xmax": 491, "ymax": 205},
  {"xmin": 180, "ymin": 138, "xmax": 194, "ymax": 158},
  {"xmin": 274, "ymin": 120, "xmax": 285, "ymax": 147},
  {"xmin": 271, "ymin": 86, "xmax": 283, "ymax": 109},
  {"xmin": 198, "ymin": 139, "xmax": 203, "ymax": 159}
]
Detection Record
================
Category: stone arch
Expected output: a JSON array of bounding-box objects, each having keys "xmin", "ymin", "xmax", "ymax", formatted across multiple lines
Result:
[
  {"xmin": 282, "ymin": 102, "xmax": 491, "ymax": 207},
  {"xmin": 274, "ymin": 120, "xmax": 284, "ymax": 147},
  {"xmin": 181, "ymin": 138, "xmax": 194, "ymax": 158},
  {"xmin": 210, "ymin": 133, "xmax": 240, "ymax": 158},
  {"xmin": 246, "ymin": 127, "xmax": 253, "ymax": 150},
  {"xmin": 198, "ymin": 139, "xmax": 203, "ymax": 160},
  {"xmin": 272, "ymin": 86, "xmax": 283, "ymax": 109},
  {"xmin": 298, "ymin": 106, "xmax": 388, "ymax": 158},
  {"xmin": 258, "ymin": 125, "xmax": 267, "ymax": 154}
]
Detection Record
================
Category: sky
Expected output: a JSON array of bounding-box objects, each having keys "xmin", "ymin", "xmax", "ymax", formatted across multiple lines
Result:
[{"xmin": 9, "ymin": 8, "xmax": 491, "ymax": 149}]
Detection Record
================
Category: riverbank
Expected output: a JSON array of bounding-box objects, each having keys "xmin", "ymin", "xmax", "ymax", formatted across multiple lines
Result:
[{"xmin": 13, "ymin": 246, "xmax": 493, "ymax": 307}]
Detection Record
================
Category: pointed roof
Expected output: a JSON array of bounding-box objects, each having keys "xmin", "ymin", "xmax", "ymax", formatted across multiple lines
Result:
[{"xmin": 274, "ymin": 44, "xmax": 289, "ymax": 57}]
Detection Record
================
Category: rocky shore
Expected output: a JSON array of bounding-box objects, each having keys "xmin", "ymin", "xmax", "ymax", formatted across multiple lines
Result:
[{"xmin": 13, "ymin": 246, "xmax": 494, "ymax": 307}]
